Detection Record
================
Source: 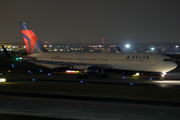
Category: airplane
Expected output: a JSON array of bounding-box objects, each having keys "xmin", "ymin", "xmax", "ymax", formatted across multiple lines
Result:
[{"xmin": 2, "ymin": 22, "xmax": 178, "ymax": 79}]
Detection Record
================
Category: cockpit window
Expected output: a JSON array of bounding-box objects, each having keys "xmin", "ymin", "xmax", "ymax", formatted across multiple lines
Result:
[{"xmin": 163, "ymin": 59, "xmax": 173, "ymax": 61}]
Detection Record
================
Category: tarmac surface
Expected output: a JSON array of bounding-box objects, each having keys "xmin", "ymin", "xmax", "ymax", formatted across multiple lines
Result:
[
  {"xmin": 1, "ymin": 54, "xmax": 180, "ymax": 119},
  {"xmin": 0, "ymin": 95, "xmax": 180, "ymax": 120}
]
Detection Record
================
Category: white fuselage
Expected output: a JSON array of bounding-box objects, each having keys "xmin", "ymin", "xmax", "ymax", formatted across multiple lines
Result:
[{"xmin": 28, "ymin": 52, "xmax": 177, "ymax": 73}]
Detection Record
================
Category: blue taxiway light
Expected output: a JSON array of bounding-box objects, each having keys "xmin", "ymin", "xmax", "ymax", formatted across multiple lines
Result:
[
  {"xmin": 80, "ymin": 81, "xmax": 83, "ymax": 83},
  {"xmin": 130, "ymin": 83, "xmax": 133, "ymax": 85},
  {"xmin": 28, "ymin": 71, "xmax": 31, "ymax": 73},
  {"xmin": 149, "ymin": 78, "xmax": 152, "ymax": 80},
  {"xmin": 122, "ymin": 77, "xmax": 125, "ymax": 79},
  {"xmin": 32, "ymin": 79, "xmax": 35, "ymax": 81},
  {"xmin": 40, "ymin": 70, "xmax": 42, "ymax": 72},
  {"xmin": 48, "ymin": 73, "xmax": 51, "ymax": 76},
  {"xmin": 11, "ymin": 64, "xmax": 15, "ymax": 67}
]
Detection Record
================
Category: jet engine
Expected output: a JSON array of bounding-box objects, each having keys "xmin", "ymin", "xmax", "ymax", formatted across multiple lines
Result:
[{"xmin": 83, "ymin": 66, "xmax": 103, "ymax": 76}]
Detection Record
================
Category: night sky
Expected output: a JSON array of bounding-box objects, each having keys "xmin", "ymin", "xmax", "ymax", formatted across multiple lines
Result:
[{"xmin": 0, "ymin": 0, "xmax": 180, "ymax": 44}]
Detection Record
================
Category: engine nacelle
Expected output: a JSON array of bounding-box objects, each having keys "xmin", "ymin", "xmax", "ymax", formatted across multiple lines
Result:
[{"xmin": 83, "ymin": 66, "xmax": 103, "ymax": 76}]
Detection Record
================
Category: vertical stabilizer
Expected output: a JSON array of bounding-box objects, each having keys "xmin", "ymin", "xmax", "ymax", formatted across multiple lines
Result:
[{"xmin": 20, "ymin": 22, "xmax": 48, "ymax": 54}]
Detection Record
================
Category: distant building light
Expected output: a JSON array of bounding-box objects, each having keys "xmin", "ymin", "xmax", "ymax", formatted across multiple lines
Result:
[
  {"xmin": 13, "ymin": 46, "xmax": 15, "ymax": 48},
  {"xmin": 54, "ymin": 49, "xmax": 57, "ymax": 51},
  {"xmin": 44, "ymin": 45, "xmax": 47, "ymax": 47},
  {"xmin": 67, "ymin": 50, "xmax": 70, "ymax": 51},
  {"xmin": 60, "ymin": 49, "xmax": 63, "ymax": 51},
  {"xmin": 151, "ymin": 47, "xmax": 155, "ymax": 50},
  {"xmin": 49, "ymin": 45, "xmax": 52, "ymax": 47},
  {"xmin": 45, "ymin": 41, "xmax": 48, "ymax": 43},
  {"xmin": 176, "ymin": 45, "xmax": 179, "ymax": 48},
  {"xmin": 23, "ymin": 46, "xmax": 26, "ymax": 48}
]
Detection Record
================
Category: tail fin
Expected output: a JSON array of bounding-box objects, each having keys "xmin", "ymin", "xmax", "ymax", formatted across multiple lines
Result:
[{"xmin": 20, "ymin": 22, "xmax": 48, "ymax": 54}]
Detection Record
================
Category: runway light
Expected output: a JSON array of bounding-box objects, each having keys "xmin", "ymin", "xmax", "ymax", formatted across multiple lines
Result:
[
  {"xmin": 132, "ymin": 72, "xmax": 139, "ymax": 76},
  {"xmin": 76, "ymin": 71, "xmax": 80, "ymax": 73},
  {"xmin": 80, "ymin": 81, "xmax": 83, "ymax": 83},
  {"xmin": 149, "ymin": 78, "xmax": 152, "ymax": 80},
  {"xmin": 48, "ymin": 73, "xmax": 51, "ymax": 76},
  {"xmin": 0, "ymin": 78, "xmax": 6, "ymax": 82},
  {"xmin": 11, "ymin": 64, "xmax": 15, "ymax": 68},
  {"xmin": 130, "ymin": 83, "xmax": 133, "ymax": 85},
  {"xmin": 32, "ymin": 79, "xmax": 35, "ymax": 81},
  {"xmin": 66, "ymin": 70, "xmax": 79, "ymax": 74}
]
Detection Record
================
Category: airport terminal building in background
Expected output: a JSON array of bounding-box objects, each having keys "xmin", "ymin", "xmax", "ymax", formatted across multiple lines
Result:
[{"xmin": 0, "ymin": 41, "xmax": 180, "ymax": 54}]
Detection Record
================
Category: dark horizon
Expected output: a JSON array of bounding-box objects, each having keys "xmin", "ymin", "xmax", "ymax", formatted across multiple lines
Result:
[{"xmin": 0, "ymin": 0, "xmax": 180, "ymax": 44}]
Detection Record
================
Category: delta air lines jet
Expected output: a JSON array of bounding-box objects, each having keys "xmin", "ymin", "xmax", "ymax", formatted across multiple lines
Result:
[{"xmin": 8, "ymin": 22, "xmax": 179, "ymax": 79}]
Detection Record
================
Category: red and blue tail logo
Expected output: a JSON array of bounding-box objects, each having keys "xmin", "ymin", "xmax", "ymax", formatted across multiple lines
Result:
[{"xmin": 20, "ymin": 22, "xmax": 48, "ymax": 54}]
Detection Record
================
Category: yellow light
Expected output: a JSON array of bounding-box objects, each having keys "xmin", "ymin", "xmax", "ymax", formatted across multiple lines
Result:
[
  {"xmin": 0, "ymin": 78, "xmax": 6, "ymax": 82},
  {"xmin": 75, "ymin": 71, "xmax": 80, "ymax": 73},
  {"xmin": 132, "ymin": 72, "xmax": 140, "ymax": 76}
]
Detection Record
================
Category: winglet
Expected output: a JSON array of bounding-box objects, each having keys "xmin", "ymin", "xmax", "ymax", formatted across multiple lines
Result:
[
  {"xmin": 117, "ymin": 47, "xmax": 122, "ymax": 53},
  {"xmin": 1, "ymin": 45, "xmax": 14, "ymax": 60}
]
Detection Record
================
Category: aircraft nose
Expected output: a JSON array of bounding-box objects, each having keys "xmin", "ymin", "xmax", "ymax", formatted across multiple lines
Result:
[
  {"xmin": 164, "ymin": 61, "xmax": 177, "ymax": 72},
  {"xmin": 169, "ymin": 61, "xmax": 177, "ymax": 70}
]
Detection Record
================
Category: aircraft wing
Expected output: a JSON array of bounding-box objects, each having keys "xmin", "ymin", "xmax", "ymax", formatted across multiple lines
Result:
[{"xmin": 1, "ymin": 45, "xmax": 14, "ymax": 60}]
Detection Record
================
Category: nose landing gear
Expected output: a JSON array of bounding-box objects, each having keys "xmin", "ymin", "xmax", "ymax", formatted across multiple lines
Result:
[{"xmin": 160, "ymin": 71, "xmax": 166, "ymax": 80}]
